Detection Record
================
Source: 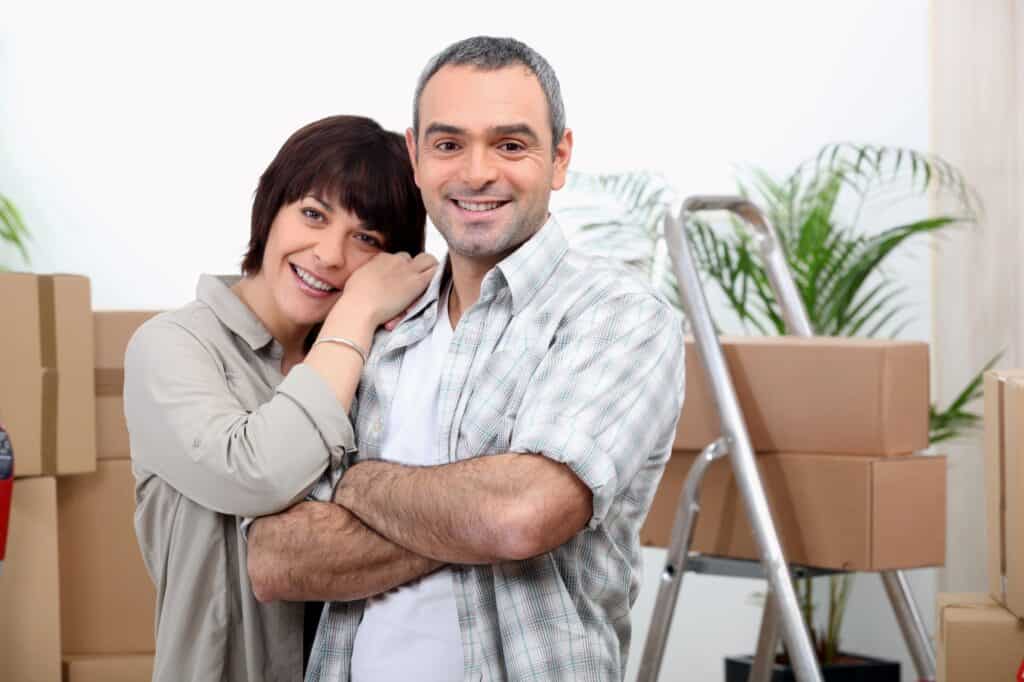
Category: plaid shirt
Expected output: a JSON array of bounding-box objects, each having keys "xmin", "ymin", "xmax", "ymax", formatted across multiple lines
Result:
[{"xmin": 305, "ymin": 217, "xmax": 686, "ymax": 682}]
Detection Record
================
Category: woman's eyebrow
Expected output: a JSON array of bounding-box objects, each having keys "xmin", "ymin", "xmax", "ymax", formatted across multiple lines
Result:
[{"xmin": 306, "ymin": 194, "xmax": 335, "ymax": 214}]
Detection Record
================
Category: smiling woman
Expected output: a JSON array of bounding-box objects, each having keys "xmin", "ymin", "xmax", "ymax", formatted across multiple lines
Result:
[{"xmin": 122, "ymin": 115, "xmax": 438, "ymax": 682}]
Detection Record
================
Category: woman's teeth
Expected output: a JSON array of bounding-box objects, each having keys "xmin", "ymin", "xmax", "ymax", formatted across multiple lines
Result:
[{"xmin": 292, "ymin": 264, "xmax": 337, "ymax": 292}]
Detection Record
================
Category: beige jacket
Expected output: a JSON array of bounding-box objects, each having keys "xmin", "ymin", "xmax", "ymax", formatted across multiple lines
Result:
[{"xmin": 124, "ymin": 275, "xmax": 356, "ymax": 682}]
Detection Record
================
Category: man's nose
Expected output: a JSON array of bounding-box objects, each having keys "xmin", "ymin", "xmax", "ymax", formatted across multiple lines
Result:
[{"xmin": 461, "ymin": 147, "xmax": 498, "ymax": 189}]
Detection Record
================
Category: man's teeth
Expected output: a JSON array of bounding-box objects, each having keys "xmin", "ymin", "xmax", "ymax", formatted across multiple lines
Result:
[
  {"xmin": 456, "ymin": 199, "xmax": 504, "ymax": 212},
  {"xmin": 293, "ymin": 265, "xmax": 336, "ymax": 292}
]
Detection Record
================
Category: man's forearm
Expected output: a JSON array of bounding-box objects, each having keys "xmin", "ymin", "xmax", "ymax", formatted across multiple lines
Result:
[
  {"xmin": 334, "ymin": 453, "xmax": 592, "ymax": 564},
  {"xmin": 246, "ymin": 501, "xmax": 442, "ymax": 602}
]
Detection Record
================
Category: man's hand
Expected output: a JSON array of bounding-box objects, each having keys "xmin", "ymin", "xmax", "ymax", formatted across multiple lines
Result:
[
  {"xmin": 333, "ymin": 453, "xmax": 593, "ymax": 564},
  {"xmin": 246, "ymin": 501, "xmax": 442, "ymax": 603}
]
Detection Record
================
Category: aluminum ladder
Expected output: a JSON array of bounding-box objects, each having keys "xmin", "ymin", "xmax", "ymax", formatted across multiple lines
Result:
[{"xmin": 636, "ymin": 196, "xmax": 936, "ymax": 682}]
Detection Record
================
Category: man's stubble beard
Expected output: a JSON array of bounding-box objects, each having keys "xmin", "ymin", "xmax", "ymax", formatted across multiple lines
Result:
[{"xmin": 428, "ymin": 198, "xmax": 550, "ymax": 261}]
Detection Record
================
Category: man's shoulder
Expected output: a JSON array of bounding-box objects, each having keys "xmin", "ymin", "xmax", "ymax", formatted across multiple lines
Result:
[{"xmin": 546, "ymin": 248, "xmax": 674, "ymax": 311}]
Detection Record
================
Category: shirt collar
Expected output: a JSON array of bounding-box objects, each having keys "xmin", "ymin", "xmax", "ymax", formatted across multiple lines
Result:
[
  {"xmin": 196, "ymin": 274, "xmax": 274, "ymax": 351},
  {"xmin": 492, "ymin": 215, "xmax": 568, "ymax": 314},
  {"xmin": 383, "ymin": 215, "xmax": 567, "ymax": 340}
]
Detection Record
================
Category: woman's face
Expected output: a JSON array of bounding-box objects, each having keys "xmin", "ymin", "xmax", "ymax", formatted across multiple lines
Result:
[{"xmin": 259, "ymin": 193, "xmax": 388, "ymax": 329}]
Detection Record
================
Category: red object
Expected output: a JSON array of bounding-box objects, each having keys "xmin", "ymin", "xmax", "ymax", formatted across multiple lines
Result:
[
  {"xmin": 1017, "ymin": 656, "xmax": 1024, "ymax": 682},
  {"xmin": 0, "ymin": 423, "xmax": 13, "ymax": 567}
]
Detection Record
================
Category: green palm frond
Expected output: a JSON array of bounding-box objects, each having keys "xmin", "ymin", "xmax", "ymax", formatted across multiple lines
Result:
[{"xmin": 0, "ymin": 192, "xmax": 31, "ymax": 269}]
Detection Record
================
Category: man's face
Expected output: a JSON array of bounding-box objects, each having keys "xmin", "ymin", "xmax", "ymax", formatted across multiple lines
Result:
[{"xmin": 406, "ymin": 64, "xmax": 572, "ymax": 268}]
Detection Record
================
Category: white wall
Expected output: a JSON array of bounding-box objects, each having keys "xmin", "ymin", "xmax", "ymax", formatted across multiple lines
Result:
[{"xmin": 2, "ymin": 2, "xmax": 934, "ymax": 680}]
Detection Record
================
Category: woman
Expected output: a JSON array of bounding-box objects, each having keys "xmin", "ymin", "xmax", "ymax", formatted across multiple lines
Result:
[{"xmin": 124, "ymin": 116, "xmax": 437, "ymax": 682}]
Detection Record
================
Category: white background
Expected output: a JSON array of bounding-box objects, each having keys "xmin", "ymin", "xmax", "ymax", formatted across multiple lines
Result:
[{"xmin": 2, "ymin": 2, "xmax": 935, "ymax": 680}]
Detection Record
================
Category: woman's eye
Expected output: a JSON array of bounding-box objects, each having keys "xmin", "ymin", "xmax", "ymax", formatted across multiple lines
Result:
[
  {"xmin": 355, "ymin": 233, "xmax": 382, "ymax": 248},
  {"xmin": 302, "ymin": 208, "xmax": 324, "ymax": 221}
]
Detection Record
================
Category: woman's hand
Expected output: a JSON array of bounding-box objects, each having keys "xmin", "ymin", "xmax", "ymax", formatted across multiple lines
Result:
[{"xmin": 324, "ymin": 252, "xmax": 438, "ymax": 334}]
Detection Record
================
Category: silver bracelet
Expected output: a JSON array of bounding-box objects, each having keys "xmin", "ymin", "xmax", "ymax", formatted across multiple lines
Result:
[{"xmin": 313, "ymin": 336, "xmax": 368, "ymax": 365}]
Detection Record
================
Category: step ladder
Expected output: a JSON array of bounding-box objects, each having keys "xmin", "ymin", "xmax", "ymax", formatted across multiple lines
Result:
[{"xmin": 636, "ymin": 196, "xmax": 936, "ymax": 682}]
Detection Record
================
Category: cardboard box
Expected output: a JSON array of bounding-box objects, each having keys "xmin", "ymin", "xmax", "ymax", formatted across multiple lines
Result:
[
  {"xmin": 94, "ymin": 311, "xmax": 159, "ymax": 460},
  {"xmin": 63, "ymin": 654, "xmax": 154, "ymax": 682},
  {"xmin": 676, "ymin": 336, "xmax": 929, "ymax": 455},
  {"xmin": 0, "ymin": 273, "xmax": 44, "ymax": 475},
  {"xmin": 58, "ymin": 459, "xmax": 155, "ymax": 654},
  {"xmin": 642, "ymin": 451, "xmax": 946, "ymax": 570},
  {"xmin": 0, "ymin": 476, "xmax": 62, "ymax": 682},
  {"xmin": 985, "ymin": 370, "xmax": 1024, "ymax": 618},
  {"xmin": 0, "ymin": 272, "xmax": 96, "ymax": 476},
  {"xmin": 936, "ymin": 593, "xmax": 1024, "ymax": 682}
]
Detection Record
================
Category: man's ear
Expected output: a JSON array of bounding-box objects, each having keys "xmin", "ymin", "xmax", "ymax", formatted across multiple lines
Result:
[
  {"xmin": 550, "ymin": 129, "xmax": 573, "ymax": 191},
  {"xmin": 405, "ymin": 128, "xmax": 420, "ymax": 185}
]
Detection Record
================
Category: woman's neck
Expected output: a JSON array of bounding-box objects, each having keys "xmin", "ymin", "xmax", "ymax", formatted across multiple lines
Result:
[{"xmin": 231, "ymin": 275, "xmax": 311, "ymax": 364}]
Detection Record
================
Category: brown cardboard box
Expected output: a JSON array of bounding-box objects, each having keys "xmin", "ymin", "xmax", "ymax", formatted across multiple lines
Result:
[
  {"xmin": 0, "ymin": 476, "xmax": 62, "ymax": 682},
  {"xmin": 0, "ymin": 272, "xmax": 96, "ymax": 476},
  {"xmin": 642, "ymin": 451, "xmax": 946, "ymax": 570},
  {"xmin": 48, "ymin": 275, "xmax": 97, "ymax": 474},
  {"xmin": 0, "ymin": 273, "xmax": 44, "ymax": 475},
  {"xmin": 936, "ymin": 593, "xmax": 1024, "ymax": 682},
  {"xmin": 677, "ymin": 336, "xmax": 929, "ymax": 455},
  {"xmin": 94, "ymin": 311, "xmax": 159, "ymax": 459},
  {"xmin": 58, "ymin": 459, "xmax": 155, "ymax": 654},
  {"xmin": 985, "ymin": 370, "xmax": 1024, "ymax": 618},
  {"xmin": 63, "ymin": 654, "xmax": 154, "ymax": 682}
]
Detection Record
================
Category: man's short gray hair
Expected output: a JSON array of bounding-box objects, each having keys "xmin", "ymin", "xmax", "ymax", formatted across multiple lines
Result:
[{"xmin": 412, "ymin": 36, "xmax": 566, "ymax": 151}]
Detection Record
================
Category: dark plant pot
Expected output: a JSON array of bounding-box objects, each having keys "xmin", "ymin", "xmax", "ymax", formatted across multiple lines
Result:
[{"xmin": 724, "ymin": 653, "xmax": 900, "ymax": 682}]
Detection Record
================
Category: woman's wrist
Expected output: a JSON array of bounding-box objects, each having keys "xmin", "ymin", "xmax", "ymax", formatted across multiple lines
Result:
[{"xmin": 322, "ymin": 299, "xmax": 378, "ymax": 345}]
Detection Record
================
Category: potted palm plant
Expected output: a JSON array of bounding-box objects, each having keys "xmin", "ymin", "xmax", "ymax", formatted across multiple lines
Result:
[{"xmin": 553, "ymin": 143, "xmax": 985, "ymax": 679}]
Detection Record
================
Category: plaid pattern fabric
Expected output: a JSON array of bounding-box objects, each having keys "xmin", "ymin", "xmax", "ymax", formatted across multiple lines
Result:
[{"xmin": 305, "ymin": 218, "xmax": 686, "ymax": 682}]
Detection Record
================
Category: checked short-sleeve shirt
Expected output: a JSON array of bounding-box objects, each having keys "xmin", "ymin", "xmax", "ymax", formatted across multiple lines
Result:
[{"xmin": 305, "ymin": 217, "xmax": 686, "ymax": 682}]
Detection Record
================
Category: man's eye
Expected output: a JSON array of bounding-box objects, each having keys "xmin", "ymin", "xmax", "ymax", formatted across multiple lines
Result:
[
  {"xmin": 499, "ymin": 142, "xmax": 525, "ymax": 153},
  {"xmin": 436, "ymin": 141, "xmax": 459, "ymax": 152}
]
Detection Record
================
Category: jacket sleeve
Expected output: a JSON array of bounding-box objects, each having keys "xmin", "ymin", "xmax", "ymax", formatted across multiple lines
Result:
[{"xmin": 124, "ymin": 317, "xmax": 355, "ymax": 517}]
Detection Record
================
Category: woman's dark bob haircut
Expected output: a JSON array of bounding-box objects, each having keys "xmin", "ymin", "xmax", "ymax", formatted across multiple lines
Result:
[{"xmin": 242, "ymin": 115, "xmax": 426, "ymax": 275}]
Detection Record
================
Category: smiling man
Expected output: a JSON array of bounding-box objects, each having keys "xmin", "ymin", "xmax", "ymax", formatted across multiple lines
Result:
[{"xmin": 246, "ymin": 37, "xmax": 686, "ymax": 682}]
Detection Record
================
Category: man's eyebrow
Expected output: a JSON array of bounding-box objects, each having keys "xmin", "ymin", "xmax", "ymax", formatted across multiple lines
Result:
[
  {"xmin": 423, "ymin": 123, "xmax": 465, "ymax": 138},
  {"xmin": 422, "ymin": 122, "xmax": 541, "ymax": 144},
  {"xmin": 491, "ymin": 124, "xmax": 540, "ymax": 142}
]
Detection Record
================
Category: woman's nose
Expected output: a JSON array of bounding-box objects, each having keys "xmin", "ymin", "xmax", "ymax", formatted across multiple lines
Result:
[{"xmin": 312, "ymin": 238, "xmax": 346, "ymax": 270}]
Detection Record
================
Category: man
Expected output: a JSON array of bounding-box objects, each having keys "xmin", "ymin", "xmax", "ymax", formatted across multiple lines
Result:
[{"xmin": 247, "ymin": 36, "xmax": 686, "ymax": 681}]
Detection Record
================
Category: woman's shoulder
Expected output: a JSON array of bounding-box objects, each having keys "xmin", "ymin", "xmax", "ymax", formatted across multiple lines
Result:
[{"xmin": 126, "ymin": 300, "xmax": 234, "ymax": 372}]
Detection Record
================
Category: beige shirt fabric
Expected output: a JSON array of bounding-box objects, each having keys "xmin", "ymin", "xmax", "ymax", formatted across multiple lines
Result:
[{"xmin": 124, "ymin": 274, "xmax": 357, "ymax": 682}]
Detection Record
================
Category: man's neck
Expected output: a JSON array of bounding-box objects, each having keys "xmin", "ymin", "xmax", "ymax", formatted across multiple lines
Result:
[
  {"xmin": 445, "ymin": 215, "xmax": 551, "ymax": 327},
  {"xmin": 446, "ymin": 254, "xmax": 493, "ymax": 328}
]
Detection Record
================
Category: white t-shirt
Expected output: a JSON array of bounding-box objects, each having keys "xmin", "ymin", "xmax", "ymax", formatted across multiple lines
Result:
[{"xmin": 350, "ymin": 289, "xmax": 463, "ymax": 682}]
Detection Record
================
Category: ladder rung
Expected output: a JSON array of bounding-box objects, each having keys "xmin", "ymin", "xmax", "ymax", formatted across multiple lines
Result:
[{"xmin": 683, "ymin": 553, "xmax": 846, "ymax": 580}]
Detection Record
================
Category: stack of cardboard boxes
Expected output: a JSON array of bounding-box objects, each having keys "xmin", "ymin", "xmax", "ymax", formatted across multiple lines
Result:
[
  {"xmin": 642, "ymin": 336, "xmax": 946, "ymax": 572},
  {"xmin": 0, "ymin": 271, "xmax": 159, "ymax": 682},
  {"xmin": 935, "ymin": 372, "xmax": 1024, "ymax": 681}
]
